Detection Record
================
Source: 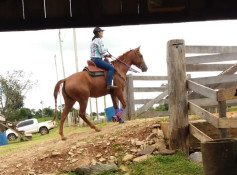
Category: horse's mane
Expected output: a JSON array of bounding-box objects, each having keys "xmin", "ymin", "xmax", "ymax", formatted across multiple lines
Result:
[{"xmin": 111, "ymin": 49, "xmax": 133, "ymax": 65}]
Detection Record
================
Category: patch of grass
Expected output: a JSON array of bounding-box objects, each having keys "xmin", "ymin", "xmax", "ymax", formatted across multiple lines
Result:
[
  {"xmin": 128, "ymin": 153, "xmax": 203, "ymax": 175},
  {"xmin": 112, "ymin": 144, "xmax": 124, "ymax": 152},
  {"xmin": 0, "ymin": 121, "xmax": 109, "ymax": 155},
  {"xmin": 227, "ymin": 106, "xmax": 237, "ymax": 112}
]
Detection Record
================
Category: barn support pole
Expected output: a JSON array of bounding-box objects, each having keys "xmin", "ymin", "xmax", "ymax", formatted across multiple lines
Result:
[
  {"xmin": 167, "ymin": 39, "xmax": 189, "ymax": 155},
  {"xmin": 218, "ymin": 101, "xmax": 227, "ymax": 138}
]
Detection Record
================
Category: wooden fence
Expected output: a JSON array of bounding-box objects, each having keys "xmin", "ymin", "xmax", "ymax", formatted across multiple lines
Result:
[
  {"xmin": 122, "ymin": 74, "xmax": 169, "ymax": 120},
  {"xmin": 123, "ymin": 42, "xmax": 237, "ymax": 154},
  {"xmin": 169, "ymin": 41, "xmax": 237, "ymax": 154}
]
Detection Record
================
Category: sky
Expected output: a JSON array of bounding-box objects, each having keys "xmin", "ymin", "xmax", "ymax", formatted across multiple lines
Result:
[{"xmin": 0, "ymin": 20, "xmax": 237, "ymax": 113}]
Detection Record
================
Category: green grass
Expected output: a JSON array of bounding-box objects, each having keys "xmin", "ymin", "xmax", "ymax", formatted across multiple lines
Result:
[
  {"xmin": 0, "ymin": 120, "xmax": 109, "ymax": 155},
  {"xmin": 227, "ymin": 106, "xmax": 237, "ymax": 112},
  {"xmin": 96, "ymin": 153, "xmax": 203, "ymax": 175}
]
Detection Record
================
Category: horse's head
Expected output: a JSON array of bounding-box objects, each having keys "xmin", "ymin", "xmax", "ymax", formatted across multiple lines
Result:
[{"xmin": 129, "ymin": 46, "xmax": 148, "ymax": 72}]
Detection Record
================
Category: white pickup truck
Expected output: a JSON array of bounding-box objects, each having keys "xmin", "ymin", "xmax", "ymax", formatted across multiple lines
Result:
[{"xmin": 6, "ymin": 118, "xmax": 56, "ymax": 141}]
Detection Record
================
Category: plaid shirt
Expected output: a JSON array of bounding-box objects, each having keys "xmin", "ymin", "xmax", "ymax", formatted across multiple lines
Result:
[{"xmin": 90, "ymin": 38, "xmax": 108, "ymax": 58}]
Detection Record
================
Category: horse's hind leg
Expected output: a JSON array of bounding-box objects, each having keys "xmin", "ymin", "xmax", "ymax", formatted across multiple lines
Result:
[
  {"xmin": 59, "ymin": 100, "xmax": 75, "ymax": 140},
  {"xmin": 79, "ymin": 99, "xmax": 101, "ymax": 132}
]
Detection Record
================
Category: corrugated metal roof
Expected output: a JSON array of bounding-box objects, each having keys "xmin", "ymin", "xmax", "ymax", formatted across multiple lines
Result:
[{"xmin": 0, "ymin": 0, "xmax": 237, "ymax": 31}]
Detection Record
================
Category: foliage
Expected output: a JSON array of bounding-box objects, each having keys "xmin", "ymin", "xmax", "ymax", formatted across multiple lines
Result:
[
  {"xmin": 7, "ymin": 108, "xmax": 33, "ymax": 122},
  {"xmin": 0, "ymin": 70, "xmax": 37, "ymax": 119},
  {"xmin": 128, "ymin": 153, "xmax": 203, "ymax": 175},
  {"xmin": 227, "ymin": 106, "xmax": 237, "ymax": 112},
  {"xmin": 155, "ymin": 103, "xmax": 169, "ymax": 111}
]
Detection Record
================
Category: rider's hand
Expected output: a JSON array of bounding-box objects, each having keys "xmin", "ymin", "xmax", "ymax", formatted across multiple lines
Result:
[
  {"xmin": 105, "ymin": 54, "xmax": 112, "ymax": 58},
  {"xmin": 104, "ymin": 57, "xmax": 109, "ymax": 63}
]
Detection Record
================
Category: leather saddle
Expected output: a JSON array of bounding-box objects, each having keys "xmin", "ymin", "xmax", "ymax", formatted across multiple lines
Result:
[{"xmin": 83, "ymin": 60, "xmax": 105, "ymax": 77}]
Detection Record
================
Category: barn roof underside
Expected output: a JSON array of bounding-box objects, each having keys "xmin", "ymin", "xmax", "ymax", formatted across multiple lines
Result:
[{"xmin": 0, "ymin": 0, "xmax": 237, "ymax": 31}]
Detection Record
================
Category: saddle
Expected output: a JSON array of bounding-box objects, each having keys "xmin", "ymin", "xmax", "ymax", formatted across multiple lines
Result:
[{"xmin": 83, "ymin": 60, "xmax": 105, "ymax": 77}]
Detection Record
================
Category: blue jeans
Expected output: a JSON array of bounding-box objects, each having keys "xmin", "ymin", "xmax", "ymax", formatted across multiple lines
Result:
[{"xmin": 91, "ymin": 58, "xmax": 115, "ymax": 86}]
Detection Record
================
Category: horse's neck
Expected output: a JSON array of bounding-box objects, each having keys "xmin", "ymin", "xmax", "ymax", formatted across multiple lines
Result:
[{"xmin": 113, "ymin": 55, "xmax": 132, "ymax": 75}]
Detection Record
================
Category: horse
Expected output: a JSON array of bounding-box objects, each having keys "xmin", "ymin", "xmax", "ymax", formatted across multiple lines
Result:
[{"xmin": 52, "ymin": 46, "xmax": 148, "ymax": 140}]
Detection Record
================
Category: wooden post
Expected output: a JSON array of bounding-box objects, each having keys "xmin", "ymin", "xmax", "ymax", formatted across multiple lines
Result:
[
  {"xmin": 167, "ymin": 39, "xmax": 189, "ymax": 155},
  {"xmin": 127, "ymin": 74, "xmax": 135, "ymax": 120},
  {"xmin": 218, "ymin": 101, "xmax": 227, "ymax": 138}
]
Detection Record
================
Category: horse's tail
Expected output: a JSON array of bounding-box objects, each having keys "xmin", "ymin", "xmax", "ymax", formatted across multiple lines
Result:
[{"xmin": 52, "ymin": 79, "xmax": 65, "ymax": 122}]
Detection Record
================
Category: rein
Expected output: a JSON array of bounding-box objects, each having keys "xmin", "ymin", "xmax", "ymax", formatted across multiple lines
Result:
[{"xmin": 108, "ymin": 51, "xmax": 140, "ymax": 73}]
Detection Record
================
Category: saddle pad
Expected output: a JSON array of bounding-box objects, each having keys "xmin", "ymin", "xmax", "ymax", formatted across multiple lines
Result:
[{"xmin": 83, "ymin": 66, "xmax": 105, "ymax": 77}]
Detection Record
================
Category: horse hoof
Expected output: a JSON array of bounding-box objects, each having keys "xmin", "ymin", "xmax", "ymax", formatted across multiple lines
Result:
[{"xmin": 61, "ymin": 137, "xmax": 67, "ymax": 141}]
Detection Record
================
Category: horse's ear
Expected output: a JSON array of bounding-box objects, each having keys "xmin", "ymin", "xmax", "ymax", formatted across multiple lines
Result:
[{"xmin": 137, "ymin": 46, "xmax": 141, "ymax": 50}]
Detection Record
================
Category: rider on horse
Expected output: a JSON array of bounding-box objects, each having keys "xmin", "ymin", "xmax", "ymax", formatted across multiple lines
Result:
[{"xmin": 90, "ymin": 27, "xmax": 118, "ymax": 90}]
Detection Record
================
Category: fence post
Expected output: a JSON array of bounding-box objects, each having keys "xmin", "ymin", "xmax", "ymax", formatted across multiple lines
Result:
[
  {"xmin": 167, "ymin": 39, "xmax": 189, "ymax": 155},
  {"xmin": 218, "ymin": 101, "xmax": 227, "ymax": 138},
  {"xmin": 127, "ymin": 74, "xmax": 135, "ymax": 120}
]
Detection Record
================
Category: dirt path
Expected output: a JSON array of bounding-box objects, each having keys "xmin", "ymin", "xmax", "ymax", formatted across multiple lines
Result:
[{"xmin": 0, "ymin": 118, "xmax": 161, "ymax": 175}]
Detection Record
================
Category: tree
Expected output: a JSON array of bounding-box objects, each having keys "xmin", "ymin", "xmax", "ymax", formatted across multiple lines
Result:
[
  {"xmin": 43, "ymin": 107, "xmax": 54, "ymax": 117},
  {"xmin": 0, "ymin": 70, "xmax": 37, "ymax": 120}
]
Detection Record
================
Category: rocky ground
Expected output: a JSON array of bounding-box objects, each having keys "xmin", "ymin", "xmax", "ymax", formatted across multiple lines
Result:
[{"xmin": 0, "ymin": 118, "xmax": 173, "ymax": 175}]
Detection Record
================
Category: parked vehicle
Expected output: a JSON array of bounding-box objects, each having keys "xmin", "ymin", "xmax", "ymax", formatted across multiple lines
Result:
[{"xmin": 6, "ymin": 118, "xmax": 56, "ymax": 141}]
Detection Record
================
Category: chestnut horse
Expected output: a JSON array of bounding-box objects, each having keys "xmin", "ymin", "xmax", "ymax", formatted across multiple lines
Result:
[{"xmin": 52, "ymin": 47, "xmax": 148, "ymax": 140}]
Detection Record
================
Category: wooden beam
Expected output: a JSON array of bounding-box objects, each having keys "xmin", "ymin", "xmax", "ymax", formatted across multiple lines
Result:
[
  {"xmin": 189, "ymin": 98, "xmax": 237, "ymax": 107},
  {"xmin": 219, "ymin": 118, "xmax": 237, "ymax": 128},
  {"xmin": 135, "ymin": 90, "xmax": 168, "ymax": 116},
  {"xmin": 189, "ymin": 102, "xmax": 219, "ymax": 128},
  {"xmin": 132, "ymin": 76, "xmax": 168, "ymax": 81},
  {"xmin": 217, "ymin": 87, "xmax": 237, "ymax": 101},
  {"xmin": 186, "ymin": 64, "xmax": 234, "ymax": 72},
  {"xmin": 187, "ymin": 80, "xmax": 217, "ymax": 100},
  {"xmin": 186, "ymin": 53, "xmax": 237, "ymax": 64},
  {"xmin": 133, "ymin": 87, "xmax": 167, "ymax": 92},
  {"xmin": 185, "ymin": 46, "xmax": 237, "ymax": 54},
  {"xmin": 167, "ymin": 39, "xmax": 189, "ymax": 155},
  {"xmin": 134, "ymin": 98, "xmax": 169, "ymax": 105},
  {"xmin": 189, "ymin": 123, "xmax": 213, "ymax": 142},
  {"xmin": 191, "ymin": 74, "xmax": 237, "ymax": 85}
]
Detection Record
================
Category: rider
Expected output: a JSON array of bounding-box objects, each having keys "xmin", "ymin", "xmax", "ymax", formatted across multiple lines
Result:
[{"xmin": 90, "ymin": 27, "xmax": 118, "ymax": 90}]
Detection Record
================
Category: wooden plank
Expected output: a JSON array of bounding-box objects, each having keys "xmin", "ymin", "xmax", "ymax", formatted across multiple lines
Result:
[
  {"xmin": 134, "ymin": 98, "xmax": 169, "ymax": 105},
  {"xmin": 0, "ymin": 122, "xmax": 29, "ymax": 141},
  {"xmin": 187, "ymin": 80, "xmax": 217, "ymax": 100},
  {"xmin": 167, "ymin": 39, "xmax": 189, "ymax": 155},
  {"xmin": 189, "ymin": 98, "xmax": 237, "ymax": 107},
  {"xmin": 132, "ymin": 76, "xmax": 168, "ymax": 81},
  {"xmin": 185, "ymin": 46, "xmax": 237, "ymax": 54},
  {"xmin": 207, "ymin": 82, "xmax": 237, "ymax": 89},
  {"xmin": 189, "ymin": 102, "xmax": 219, "ymax": 128},
  {"xmin": 217, "ymin": 87, "xmax": 237, "ymax": 101},
  {"xmin": 219, "ymin": 118, "xmax": 237, "ymax": 128},
  {"xmin": 186, "ymin": 64, "xmax": 234, "ymax": 72},
  {"xmin": 135, "ymin": 90, "xmax": 168, "ymax": 116},
  {"xmin": 191, "ymin": 74, "xmax": 237, "ymax": 85},
  {"xmin": 137, "ymin": 110, "xmax": 170, "ymax": 118},
  {"xmin": 186, "ymin": 53, "xmax": 237, "ymax": 64},
  {"xmin": 189, "ymin": 123, "xmax": 213, "ymax": 142},
  {"xmin": 133, "ymin": 87, "xmax": 167, "ymax": 92}
]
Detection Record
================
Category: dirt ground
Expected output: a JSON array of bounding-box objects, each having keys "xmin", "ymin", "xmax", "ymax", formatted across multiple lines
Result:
[
  {"xmin": 1, "ymin": 111, "xmax": 236, "ymax": 175},
  {"xmin": 0, "ymin": 118, "xmax": 162, "ymax": 175}
]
